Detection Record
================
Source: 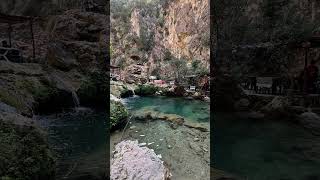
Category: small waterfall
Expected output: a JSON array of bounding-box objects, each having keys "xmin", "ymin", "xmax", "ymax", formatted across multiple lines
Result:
[
  {"xmin": 127, "ymin": 86, "xmax": 138, "ymax": 98},
  {"xmin": 71, "ymin": 91, "xmax": 80, "ymax": 108}
]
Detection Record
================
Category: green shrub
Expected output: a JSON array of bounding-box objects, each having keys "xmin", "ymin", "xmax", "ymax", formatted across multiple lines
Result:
[
  {"xmin": 0, "ymin": 121, "xmax": 55, "ymax": 180},
  {"xmin": 0, "ymin": 90, "xmax": 23, "ymax": 111},
  {"xmin": 110, "ymin": 100, "xmax": 128, "ymax": 127},
  {"xmin": 120, "ymin": 88, "xmax": 134, "ymax": 98},
  {"xmin": 135, "ymin": 85, "xmax": 158, "ymax": 96}
]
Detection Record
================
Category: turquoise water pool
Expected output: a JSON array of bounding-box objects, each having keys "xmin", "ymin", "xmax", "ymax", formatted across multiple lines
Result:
[
  {"xmin": 37, "ymin": 110, "xmax": 107, "ymax": 180},
  {"xmin": 213, "ymin": 113, "xmax": 320, "ymax": 180},
  {"xmin": 123, "ymin": 96, "xmax": 210, "ymax": 123}
]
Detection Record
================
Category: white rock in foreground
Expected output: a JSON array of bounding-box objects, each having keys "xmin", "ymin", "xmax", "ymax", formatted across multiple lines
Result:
[{"xmin": 111, "ymin": 140, "xmax": 171, "ymax": 180}]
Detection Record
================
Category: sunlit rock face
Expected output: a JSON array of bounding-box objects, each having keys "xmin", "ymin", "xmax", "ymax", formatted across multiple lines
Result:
[
  {"xmin": 111, "ymin": 0, "xmax": 209, "ymax": 83},
  {"xmin": 159, "ymin": 0, "xmax": 209, "ymax": 63}
]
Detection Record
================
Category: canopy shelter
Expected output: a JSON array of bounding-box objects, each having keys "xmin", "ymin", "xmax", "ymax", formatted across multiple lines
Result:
[
  {"xmin": 184, "ymin": 75, "xmax": 197, "ymax": 90},
  {"xmin": 0, "ymin": 13, "xmax": 36, "ymax": 60}
]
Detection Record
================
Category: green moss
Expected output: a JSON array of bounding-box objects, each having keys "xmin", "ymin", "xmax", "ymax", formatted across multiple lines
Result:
[
  {"xmin": 14, "ymin": 78, "xmax": 59, "ymax": 107},
  {"xmin": 0, "ymin": 121, "xmax": 55, "ymax": 180},
  {"xmin": 110, "ymin": 100, "xmax": 128, "ymax": 127},
  {"xmin": 0, "ymin": 90, "xmax": 23, "ymax": 111},
  {"xmin": 77, "ymin": 71, "xmax": 108, "ymax": 106},
  {"xmin": 135, "ymin": 85, "xmax": 158, "ymax": 96},
  {"xmin": 120, "ymin": 88, "xmax": 134, "ymax": 98}
]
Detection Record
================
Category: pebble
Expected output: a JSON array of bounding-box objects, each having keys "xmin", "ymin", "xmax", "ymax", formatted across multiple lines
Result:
[
  {"xmin": 156, "ymin": 145, "xmax": 159, "ymax": 147},
  {"xmin": 194, "ymin": 138, "xmax": 200, "ymax": 142},
  {"xmin": 159, "ymin": 139, "xmax": 164, "ymax": 141},
  {"xmin": 140, "ymin": 135, "xmax": 145, "ymax": 137},
  {"xmin": 167, "ymin": 145, "xmax": 172, "ymax": 149},
  {"xmin": 129, "ymin": 126, "xmax": 136, "ymax": 129},
  {"xmin": 138, "ymin": 143, "xmax": 146, "ymax": 146},
  {"xmin": 157, "ymin": 154, "xmax": 162, "ymax": 159},
  {"xmin": 148, "ymin": 142, "xmax": 155, "ymax": 145},
  {"xmin": 135, "ymin": 131, "xmax": 138, "ymax": 133}
]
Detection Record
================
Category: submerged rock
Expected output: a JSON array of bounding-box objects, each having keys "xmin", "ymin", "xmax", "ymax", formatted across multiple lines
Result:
[
  {"xmin": 133, "ymin": 108, "xmax": 185, "ymax": 125},
  {"xmin": 111, "ymin": 140, "xmax": 171, "ymax": 180},
  {"xmin": 299, "ymin": 112, "xmax": 320, "ymax": 135},
  {"xmin": 260, "ymin": 96, "xmax": 290, "ymax": 118},
  {"xmin": 234, "ymin": 98, "xmax": 250, "ymax": 111}
]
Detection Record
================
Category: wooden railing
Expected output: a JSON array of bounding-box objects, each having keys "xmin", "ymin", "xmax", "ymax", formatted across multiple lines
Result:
[
  {"xmin": 0, "ymin": 47, "xmax": 23, "ymax": 63},
  {"xmin": 240, "ymin": 76, "xmax": 289, "ymax": 95}
]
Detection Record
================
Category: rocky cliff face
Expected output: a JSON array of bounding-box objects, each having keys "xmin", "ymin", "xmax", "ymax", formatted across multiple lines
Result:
[
  {"xmin": 111, "ymin": 0, "xmax": 209, "ymax": 83},
  {"xmin": 0, "ymin": 0, "xmax": 107, "ymax": 16},
  {"xmin": 215, "ymin": 0, "xmax": 320, "ymax": 77},
  {"xmin": 159, "ymin": 0, "xmax": 209, "ymax": 62},
  {"xmin": 0, "ymin": 1, "xmax": 109, "ymax": 115}
]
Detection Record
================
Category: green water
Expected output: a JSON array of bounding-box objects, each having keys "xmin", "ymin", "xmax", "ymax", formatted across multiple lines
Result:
[
  {"xmin": 214, "ymin": 113, "xmax": 320, "ymax": 180},
  {"xmin": 37, "ymin": 110, "xmax": 107, "ymax": 180},
  {"xmin": 124, "ymin": 96, "xmax": 210, "ymax": 122}
]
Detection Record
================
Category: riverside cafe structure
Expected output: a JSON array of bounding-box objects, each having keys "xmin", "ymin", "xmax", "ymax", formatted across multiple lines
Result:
[{"xmin": 0, "ymin": 13, "xmax": 36, "ymax": 63}]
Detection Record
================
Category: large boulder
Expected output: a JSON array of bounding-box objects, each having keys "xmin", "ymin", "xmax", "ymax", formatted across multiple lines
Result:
[
  {"xmin": 0, "ymin": 61, "xmax": 75, "ymax": 116},
  {"xmin": 47, "ymin": 41, "xmax": 78, "ymax": 71},
  {"xmin": 0, "ymin": 113, "xmax": 55, "ymax": 180},
  {"xmin": 260, "ymin": 96, "xmax": 290, "ymax": 118},
  {"xmin": 110, "ymin": 81, "xmax": 136, "ymax": 98},
  {"xmin": 173, "ymin": 86, "xmax": 186, "ymax": 97},
  {"xmin": 111, "ymin": 140, "xmax": 171, "ymax": 180}
]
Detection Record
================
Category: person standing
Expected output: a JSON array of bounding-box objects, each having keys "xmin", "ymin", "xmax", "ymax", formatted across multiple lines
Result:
[
  {"xmin": 2, "ymin": 40, "xmax": 9, "ymax": 48},
  {"xmin": 306, "ymin": 60, "xmax": 319, "ymax": 93}
]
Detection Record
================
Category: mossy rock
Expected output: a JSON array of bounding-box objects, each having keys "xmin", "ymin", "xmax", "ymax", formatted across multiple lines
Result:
[
  {"xmin": 120, "ymin": 88, "xmax": 134, "ymax": 98},
  {"xmin": 0, "ymin": 89, "xmax": 24, "ymax": 112},
  {"xmin": 0, "ymin": 121, "xmax": 56, "ymax": 180},
  {"xmin": 110, "ymin": 100, "xmax": 128, "ymax": 128},
  {"xmin": 78, "ymin": 71, "xmax": 109, "ymax": 106},
  {"xmin": 134, "ymin": 85, "xmax": 158, "ymax": 96}
]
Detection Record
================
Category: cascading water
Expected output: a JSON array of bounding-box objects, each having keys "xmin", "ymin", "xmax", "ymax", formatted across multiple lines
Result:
[
  {"xmin": 71, "ymin": 91, "xmax": 80, "ymax": 108},
  {"xmin": 128, "ymin": 86, "xmax": 138, "ymax": 98}
]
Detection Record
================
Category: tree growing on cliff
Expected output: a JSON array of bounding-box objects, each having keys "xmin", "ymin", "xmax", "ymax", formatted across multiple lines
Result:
[
  {"xmin": 139, "ymin": 24, "xmax": 155, "ymax": 52},
  {"xmin": 169, "ymin": 58, "xmax": 188, "ymax": 83}
]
